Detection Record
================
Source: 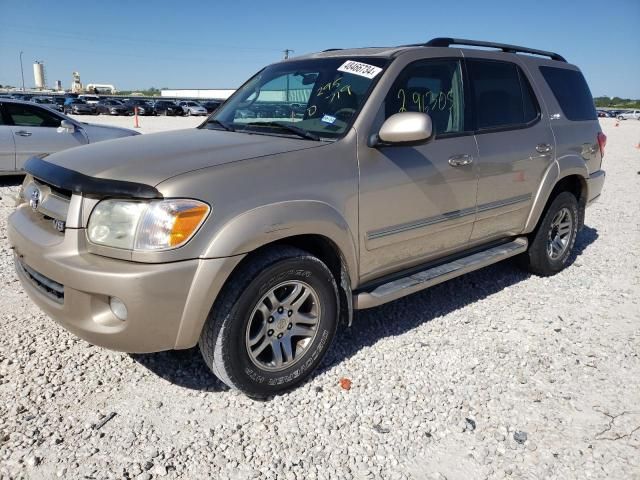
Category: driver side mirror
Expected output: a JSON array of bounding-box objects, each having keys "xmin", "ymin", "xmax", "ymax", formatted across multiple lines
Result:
[
  {"xmin": 58, "ymin": 119, "xmax": 76, "ymax": 133},
  {"xmin": 369, "ymin": 112, "xmax": 433, "ymax": 147}
]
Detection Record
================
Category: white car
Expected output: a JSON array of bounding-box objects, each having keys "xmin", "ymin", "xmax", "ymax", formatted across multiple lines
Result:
[
  {"xmin": 78, "ymin": 94, "xmax": 101, "ymax": 105},
  {"xmin": 617, "ymin": 110, "xmax": 640, "ymax": 120},
  {"xmin": 178, "ymin": 101, "xmax": 208, "ymax": 116},
  {"xmin": 0, "ymin": 99, "xmax": 139, "ymax": 175}
]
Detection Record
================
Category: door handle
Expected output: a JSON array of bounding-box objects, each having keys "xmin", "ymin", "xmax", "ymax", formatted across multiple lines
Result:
[
  {"xmin": 14, "ymin": 130, "xmax": 32, "ymax": 137},
  {"xmin": 535, "ymin": 143, "xmax": 553, "ymax": 154},
  {"xmin": 448, "ymin": 154, "xmax": 473, "ymax": 167}
]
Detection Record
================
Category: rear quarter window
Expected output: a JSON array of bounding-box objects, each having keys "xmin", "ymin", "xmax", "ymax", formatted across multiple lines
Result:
[{"xmin": 539, "ymin": 66, "xmax": 596, "ymax": 121}]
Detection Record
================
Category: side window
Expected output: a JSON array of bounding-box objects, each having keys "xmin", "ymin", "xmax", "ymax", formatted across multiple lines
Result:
[
  {"xmin": 384, "ymin": 59, "xmax": 465, "ymax": 135},
  {"xmin": 5, "ymin": 103, "xmax": 62, "ymax": 128},
  {"xmin": 539, "ymin": 66, "xmax": 596, "ymax": 121},
  {"xmin": 468, "ymin": 60, "xmax": 539, "ymax": 130}
]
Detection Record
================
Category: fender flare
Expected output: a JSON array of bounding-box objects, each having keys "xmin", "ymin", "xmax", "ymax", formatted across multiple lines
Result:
[
  {"xmin": 174, "ymin": 201, "xmax": 358, "ymax": 349},
  {"xmin": 203, "ymin": 200, "xmax": 359, "ymax": 286},
  {"xmin": 524, "ymin": 155, "xmax": 588, "ymax": 233}
]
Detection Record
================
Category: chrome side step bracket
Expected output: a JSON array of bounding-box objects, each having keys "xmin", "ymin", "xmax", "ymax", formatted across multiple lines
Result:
[{"xmin": 354, "ymin": 237, "xmax": 528, "ymax": 309}]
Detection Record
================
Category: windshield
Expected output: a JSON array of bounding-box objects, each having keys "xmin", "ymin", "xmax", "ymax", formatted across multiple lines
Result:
[{"xmin": 205, "ymin": 57, "xmax": 388, "ymax": 140}]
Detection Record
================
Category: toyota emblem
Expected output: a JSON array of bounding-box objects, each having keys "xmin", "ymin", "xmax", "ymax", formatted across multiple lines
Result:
[{"xmin": 29, "ymin": 188, "xmax": 41, "ymax": 212}]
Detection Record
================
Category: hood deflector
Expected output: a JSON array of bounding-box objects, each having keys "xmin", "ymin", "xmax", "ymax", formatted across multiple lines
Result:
[{"xmin": 24, "ymin": 157, "xmax": 162, "ymax": 199}]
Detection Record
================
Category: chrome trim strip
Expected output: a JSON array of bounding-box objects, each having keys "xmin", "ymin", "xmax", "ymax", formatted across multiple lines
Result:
[
  {"xmin": 367, "ymin": 193, "xmax": 532, "ymax": 240},
  {"xmin": 475, "ymin": 193, "xmax": 532, "ymax": 213},
  {"xmin": 367, "ymin": 206, "xmax": 476, "ymax": 240}
]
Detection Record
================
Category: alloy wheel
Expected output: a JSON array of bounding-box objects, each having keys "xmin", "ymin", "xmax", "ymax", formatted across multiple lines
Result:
[
  {"xmin": 547, "ymin": 207, "xmax": 573, "ymax": 260},
  {"xmin": 245, "ymin": 280, "xmax": 320, "ymax": 372}
]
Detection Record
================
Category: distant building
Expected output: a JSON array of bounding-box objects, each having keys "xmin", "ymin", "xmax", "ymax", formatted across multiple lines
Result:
[{"xmin": 161, "ymin": 89, "xmax": 235, "ymax": 99}]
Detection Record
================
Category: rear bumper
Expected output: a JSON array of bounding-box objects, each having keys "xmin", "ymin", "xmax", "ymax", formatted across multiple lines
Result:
[
  {"xmin": 8, "ymin": 205, "xmax": 244, "ymax": 353},
  {"xmin": 586, "ymin": 169, "xmax": 605, "ymax": 206}
]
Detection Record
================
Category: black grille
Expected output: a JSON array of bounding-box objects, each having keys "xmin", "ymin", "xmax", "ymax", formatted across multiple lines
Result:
[{"xmin": 15, "ymin": 257, "xmax": 64, "ymax": 304}]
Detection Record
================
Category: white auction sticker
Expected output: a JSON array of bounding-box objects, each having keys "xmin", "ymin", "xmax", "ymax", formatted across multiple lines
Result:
[{"xmin": 337, "ymin": 60, "xmax": 382, "ymax": 79}]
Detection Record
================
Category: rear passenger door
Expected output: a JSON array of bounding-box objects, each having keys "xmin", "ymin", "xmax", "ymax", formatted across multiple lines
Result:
[{"xmin": 468, "ymin": 58, "xmax": 555, "ymax": 242}]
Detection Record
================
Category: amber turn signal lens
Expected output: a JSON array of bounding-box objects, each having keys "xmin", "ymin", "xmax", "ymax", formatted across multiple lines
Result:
[{"xmin": 169, "ymin": 205, "xmax": 209, "ymax": 247}]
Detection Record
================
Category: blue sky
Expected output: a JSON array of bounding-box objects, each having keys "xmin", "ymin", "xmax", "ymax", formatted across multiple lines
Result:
[{"xmin": 1, "ymin": 0, "xmax": 639, "ymax": 97}]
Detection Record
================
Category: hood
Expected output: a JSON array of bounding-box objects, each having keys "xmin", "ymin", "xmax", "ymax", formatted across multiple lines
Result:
[
  {"xmin": 43, "ymin": 128, "xmax": 326, "ymax": 186},
  {"xmin": 80, "ymin": 122, "xmax": 140, "ymax": 142}
]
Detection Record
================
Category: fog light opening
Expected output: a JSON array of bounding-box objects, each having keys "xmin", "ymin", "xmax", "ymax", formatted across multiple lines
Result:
[{"xmin": 109, "ymin": 297, "xmax": 128, "ymax": 321}]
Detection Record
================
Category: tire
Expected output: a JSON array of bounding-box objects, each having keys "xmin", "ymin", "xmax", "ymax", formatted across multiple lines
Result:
[
  {"xmin": 199, "ymin": 246, "xmax": 339, "ymax": 397},
  {"xmin": 518, "ymin": 191, "xmax": 579, "ymax": 276},
  {"xmin": 617, "ymin": 115, "xmax": 624, "ymax": 120}
]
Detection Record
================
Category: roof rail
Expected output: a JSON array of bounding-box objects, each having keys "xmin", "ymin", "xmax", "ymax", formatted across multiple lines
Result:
[{"xmin": 425, "ymin": 37, "xmax": 567, "ymax": 62}]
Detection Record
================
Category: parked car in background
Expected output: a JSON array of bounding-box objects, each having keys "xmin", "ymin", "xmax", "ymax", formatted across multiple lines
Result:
[
  {"xmin": 596, "ymin": 110, "xmax": 609, "ymax": 118},
  {"xmin": 52, "ymin": 97, "xmax": 66, "ymax": 112},
  {"xmin": 96, "ymin": 99, "xmax": 129, "ymax": 116},
  {"xmin": 79, "ymin": 95, "xmax": 101, "ymax": 105},
  {"xmin": 63, "ymin": 98, "xmax": 98, "ymax": 115},
  {"xmin": 616, "ymin": 110, "xmax": 640, "ymax": 120},
  {"xmin": 0, "ymin": 99, "xmax": 139, "ymax": 175},
  {"xmin": 178, "ymin": 101, "xmax": 208, "ymax": 116},
  {"xmin": 153, "ymin": 100, "xmax": 183, "ymax": 116},
  {"xmin": 202, "ymin": 100, "xmax": 222, "ymax": 113},
  {"xmin": 31, "ymin": 96, "xmax": 60, "ymax": 111},
  {"xmin": 124, "ymin": 99, "xmax": 155, "ymax": 116}
]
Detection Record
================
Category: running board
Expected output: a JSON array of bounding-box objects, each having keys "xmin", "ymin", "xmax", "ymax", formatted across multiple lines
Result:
[{"xmin": 354, "ymin": 237, "xmax": 528, "ymax": 309}]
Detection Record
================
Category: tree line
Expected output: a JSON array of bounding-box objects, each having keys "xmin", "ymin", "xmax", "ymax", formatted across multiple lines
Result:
[{"xmin": 594, "ymin": 96, "xmax": 640, "ymax": 109}]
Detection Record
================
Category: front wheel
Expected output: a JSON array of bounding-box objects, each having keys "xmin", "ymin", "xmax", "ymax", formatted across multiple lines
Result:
[
  {"xmin": 517, "ymin": 191, "xmax": 579, "ymax": 276},
  {"xmin": 199, "ymin": 246, "xmax": 339, "ymax": 397}
]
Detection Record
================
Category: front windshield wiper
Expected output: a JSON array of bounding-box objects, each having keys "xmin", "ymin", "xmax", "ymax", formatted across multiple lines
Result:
[
  {"xmin": 246, "ymin": 121, "xmax": 320, "ymax": 141},
  {"xmin": 206, "ymin": 118, "xmax": 235, "ymax": 132}
]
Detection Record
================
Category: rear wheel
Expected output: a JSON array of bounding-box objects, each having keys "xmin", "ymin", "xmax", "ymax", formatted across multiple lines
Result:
[
  {"xmin": 199, "ymin": 246, "xmax": 339, "ymax": 397},
  {"xmin": 518, "ymin": 191, "xmax": 578, "ymax": 276}
]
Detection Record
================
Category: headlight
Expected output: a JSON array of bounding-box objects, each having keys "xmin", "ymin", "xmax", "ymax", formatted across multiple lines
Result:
[{"xmin": 87, "ymin": 199, "xmax": 209, "ymax": 251}]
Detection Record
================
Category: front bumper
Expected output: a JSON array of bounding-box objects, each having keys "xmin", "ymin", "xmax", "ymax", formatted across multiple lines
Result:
[
  {"xmin": 586, "ymin": 169, "xmax": 605, "ymax": 206},
  {"xmin": 8, "ymin": 204, "xmax": 243, "ymax": 353}
]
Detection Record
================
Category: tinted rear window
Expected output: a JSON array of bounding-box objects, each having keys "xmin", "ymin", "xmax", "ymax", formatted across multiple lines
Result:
[
  {"xmin": 468, "ymin": 59, "xmax": 539, "ymax": 130},
  {"xmin": 539, "ymin": 66, "xmax": 596, "ymax": 121}
]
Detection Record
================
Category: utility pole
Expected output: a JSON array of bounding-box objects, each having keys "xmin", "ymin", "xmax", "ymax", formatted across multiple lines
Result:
[
  {"xmin": 283, "ymin": 49, "xmax": 294, "ymax": 104},
  {"xmin": 19, "ymin": 51, "xmax": 25, "ymax": 91}
]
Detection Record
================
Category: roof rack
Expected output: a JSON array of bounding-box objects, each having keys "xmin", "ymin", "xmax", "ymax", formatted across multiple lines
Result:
[{"xmin": 425, "ymin": 37, "xmax": 567, "ymax": 62}]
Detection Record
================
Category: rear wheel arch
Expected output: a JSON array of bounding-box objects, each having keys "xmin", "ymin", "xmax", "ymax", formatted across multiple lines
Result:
[
  {"xmin": 524, "ymin": 158, "xmax": 588, "ymax": 233},
  {"xmin": 547, "ymin": 174, "xmax": 587, "ymax": 229}
]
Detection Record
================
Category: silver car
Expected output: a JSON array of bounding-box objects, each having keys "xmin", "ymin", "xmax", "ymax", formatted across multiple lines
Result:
[
  {"xmin": 0, "ymin": 99, "xmax": 139, "ymax": 175},
  {"xmin": 178, "ymin": 101, "xmax": 208, "ymax": 116},
  {"xmin": 616, "ymin": 110, "xmax": 640, "ymax": 120}
]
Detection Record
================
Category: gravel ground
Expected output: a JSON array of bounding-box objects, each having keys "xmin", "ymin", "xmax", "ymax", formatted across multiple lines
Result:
[{"xmin": 1, "ymin": 118, "xmax": 639, "ymax": 480}]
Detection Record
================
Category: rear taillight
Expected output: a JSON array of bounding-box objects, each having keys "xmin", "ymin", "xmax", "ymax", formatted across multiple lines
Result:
[{"xmin": 597, "ymin": 131, "xmax": 607, "ymax": 158}]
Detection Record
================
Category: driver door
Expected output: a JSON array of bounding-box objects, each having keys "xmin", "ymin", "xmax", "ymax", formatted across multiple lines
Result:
[
  {"xmin": 358, "ymin": 58, "xmax": 479, "ymax": 281},
  {"xmin": 0, "ymin": 103, "xmax": 16, "ymax": 172},
  {"xmin": 4, "ymin": 103, "xmax": 87, "ymax": 169}
]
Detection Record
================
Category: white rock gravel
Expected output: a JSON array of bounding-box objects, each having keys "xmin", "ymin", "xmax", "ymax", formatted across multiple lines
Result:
[{"xmin": 1, "ymin": 118, "xmax": 639, "ymax": 479}]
